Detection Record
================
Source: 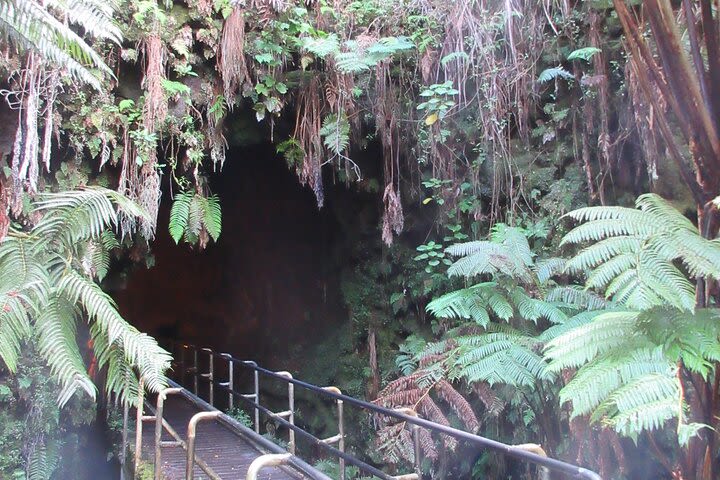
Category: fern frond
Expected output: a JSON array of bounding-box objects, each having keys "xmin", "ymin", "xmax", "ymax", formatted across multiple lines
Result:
[
  {"xmin": 487, "ymin": 293, "xmax": 513, "ymax": 320},
  {"xmin": 0, "ymin": 0, "xmax": 119, "ymax": 89},
  {"xmin": 544, "ymin": 311, "xmax": 646, "ymax": 371},
  {"xmin": 94, "ymin": 331, "xmax": 141, "ymax": 407},
  {"xmin": 651, "ymin": 231, "xmax": 720, "ymax": 281},
  {"xmin": 426, "ymin": 283, "xmax": 494, "ymax": 326},
  {"xmin": 454, "ymin": 328, "xmax": 551, "ymax": 386},
  {"xmin": 561, "ymin": 218, "xmax": 657, "ymax": 246},
  {"xmin": 446, "ymin": 241, "xmax": 531, "ymax": 282},
  {"xmin": 0, "ymin": 288, "xmax": 33, "ymax": 371},
  {"xmin": 635, "ymin": 194, "xmax": 697, "ymax": 232},
  {"xmin": 169, "ymin": 192, "xmax": 191, "ymax": 243},
  {"xmin": 539, "ymin": 310, "xmax": 604, "ymax": 342},
  {"xmin": 562, "ymin": 206, "xmax": 650, "ymax": 224},
  {"xmin": 27, "ymin": 439, "xmax": 61, "ymax": 480},
  {"xmin": 302, "ymin": 34, "xmax": 340, "ymax": 58},
  {"xmin": 490, "ymin": 225, "xmax": 534, "ymax": 266},
  {"xmin": 319, "ymin": 113, "xmax": 350, "ymax": 156},
  {"xmin": 0, "ymin": 237, "xmax": 46, "ymax": 371},
  {"xmin": 334, "ymin": 50, "xmax": 371, "ymax": 73},
  {"xmin": 35, "ymin": 298, "xmax": 96, "ymax": 406},
  {"xmin": 57, "ymin": 269, "xmax": 170, "ymax": 393},
  {"xmin": 34, "ymin": 187, "xmax": 147, "ymax": 245},
  {"xmin": 535, "ymin": 257, "xmax": 566, "ymax": 283},
  {"xmin": 170, "ymin": 191, "xmax": 222, "ymax": 246},
  {"xmin": 612, "ymin": 397, "xmax": 678, "ymax": 437},
  {"xmin": 559, "ymin": 347, "xmax": 673, "ymax": 418},
  {"xmin": 202, "ymin": 195, "xmax": 222, "ymax": 242},
  {"xmin": 637, "ymin": 307, "xmax": 720, "ymax": 378},
  {"xmin": 545, "ymin": 285, "xmax": 608, "ymax": 310},
  {"xmin": 565, "ymin": 236, "xmax": 643, "ymax": 273}
]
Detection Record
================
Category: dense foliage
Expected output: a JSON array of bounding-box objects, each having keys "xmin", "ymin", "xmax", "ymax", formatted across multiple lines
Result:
[{"xmin": 1, "ymin": 0, "xmax": 719, "ymax": 479}]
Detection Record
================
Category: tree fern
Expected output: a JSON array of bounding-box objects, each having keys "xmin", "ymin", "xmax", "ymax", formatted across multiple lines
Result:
[
  {"xmin": 545, "ymin": 302, "xmax": 720, "ymax": 437},
  {"xmin": 302, "ymin": 34, "xmax": 340, "ymax": 59},
  {"xmin": 561, "ymin": 193, "xmax": 720, "ymax": 311},
  {"xmin": 0, "ymin": 187, "xmax": 171, "ymax": 407},
  {"xmin": 445, "ymin": 225, "xmax": 536, "ymax": 284},
  {"xmin": 535, "ymin": 257, "xmax": 567, "ymax": 283},
  {"xmin": 453, "ymin": 325, "xmax": 553, "ymax": 387},
  {"xmin": 0, "ymin": 0, "xmax": 120, "ymax": 89}
]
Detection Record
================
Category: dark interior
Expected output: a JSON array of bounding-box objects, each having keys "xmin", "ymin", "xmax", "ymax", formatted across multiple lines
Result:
[{"xmin": 115, "ymin": 142, "xmax": 357, "ymax": 369}]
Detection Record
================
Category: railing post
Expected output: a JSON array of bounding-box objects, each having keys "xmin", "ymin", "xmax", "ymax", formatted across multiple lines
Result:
[
  {"xmin": 220, "ymin": 354, "xmax": 233, "ymax": 409},
  {"xmin": 338, "ymin": 398, "xmax": 345, "ymax": 478},
  {"xmin": 274, "ymin": 371, "xmax": 295, "ymax": 454},
  {"xmin": 134, "ymin": 378, "xmax": 145, "ymax": 474},
  {"xmin": 253, "ymin": 368, "xmax": 260, "ymax": 433},
  {"xmin": 201, "ymin": 348, "xmax": 214, "ymax": 406},
  {"xmin": 154, "ymin": 388, "xmax": 183, "ymax": 480},
  {"xmin": 394, "ymin": 407, "xmax": 422, "ymax": 479},
  {"xmin": 242, "ymin": 361, "xmax": 260, "ymax": 433},
  {"xmin": 121, "ymin": 399, "xmax": 129, "ymax": 476},
  {"xmin": 411, "ymin": 424, "xmax": 421, "ymax": 478},
  {"xmin": 178, "ymin": 344, "xmax": 186, "ymax": 384},
  {"xmin": 513, "ymin": 444, "xmax": 550, "ymax": 480},
  {"xmin": 322, "ymin": 386, "xmax": 346, "ymax": 480},
  {"xmin": 192, "ymin": 347, "xmax": 198, "ymax": 394},
  {"xmin": 245, "ymin": 453, "xmax": 292, "ymax": 480},
  {"xmin": 185, "ymin": 411, "xmax": 221, "ymax": 480}
]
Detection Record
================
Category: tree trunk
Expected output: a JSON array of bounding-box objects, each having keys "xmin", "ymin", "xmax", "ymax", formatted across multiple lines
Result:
[
  {"xmin": 367, "ymin": 326, "xmax": 380, "ymax": 399},
  {"xmin": 613, "ymin": 1, "xmax": 720, "ymax": 477}
]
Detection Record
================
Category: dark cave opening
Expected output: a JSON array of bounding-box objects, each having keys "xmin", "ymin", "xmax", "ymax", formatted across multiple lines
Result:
[{"xmin": 115, "ymin": 139, "xmax": 378, "ymax": 370}]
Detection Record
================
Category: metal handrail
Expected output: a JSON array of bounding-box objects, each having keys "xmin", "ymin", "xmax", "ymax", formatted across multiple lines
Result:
[
  {"xmin": 169, "ymin": 378, "xmax": 332, "ymax": 480},
  {"xmin": 246, "ymin": 453, "xmax": 292, "ymax": 480},
  {"xmin": 166, "ymin": 340, "xmax": 603, "ymax": 480}
]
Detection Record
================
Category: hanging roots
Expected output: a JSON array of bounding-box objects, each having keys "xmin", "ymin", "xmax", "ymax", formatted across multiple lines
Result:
[
  {"xmin": 218, "ymin": 8, "xmax": 249, "ymax": 107},
  {"xmin": 117, "ymin": 127, "xmax": 139, "ymax": 238},
  {"xmin": 138, "ymin": 161, "xmax": 160, "ymax": 240},
  {"xmin": 294, "ymin": 76, "xmax": 325, "ymax": 207},
  {"xmin": 381, "ymin": 183, "xmax": 404, "ymax": 246},
  {"xmin": 0, "ymin": 178, "xmax": 9, "ymax": 242},
  {"xmin": 142, "ymin": 35, "xmax": 167, "ymax": 132}
]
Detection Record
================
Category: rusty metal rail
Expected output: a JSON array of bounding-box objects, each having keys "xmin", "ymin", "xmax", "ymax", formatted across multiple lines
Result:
[{"xmin": 165, "ymin": 340, "xmax": 603, "ymax": 480}]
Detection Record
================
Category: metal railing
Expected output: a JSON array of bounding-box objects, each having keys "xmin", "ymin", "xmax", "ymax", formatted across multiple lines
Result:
[
  {"xmin": 128, "ymin": 379, "xmax": 329, "ymax": 480},
  {"xmin": 165, "ymin": 341, "xmax": 603, "ymax": 480}
]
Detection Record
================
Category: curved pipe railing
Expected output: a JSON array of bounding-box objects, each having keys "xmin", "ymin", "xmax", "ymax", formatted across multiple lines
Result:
[{"xmin": 166, "ymin": 340, "xmax": 602, "ymax": 480}]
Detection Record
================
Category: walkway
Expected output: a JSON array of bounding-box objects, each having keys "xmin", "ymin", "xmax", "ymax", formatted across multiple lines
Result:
[{"xmin": 140, "ymin": 393, "xmax": 305, "ymax": 479}]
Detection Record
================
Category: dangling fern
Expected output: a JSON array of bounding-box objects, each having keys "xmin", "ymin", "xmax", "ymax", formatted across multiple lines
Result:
[
  {"xmin": 169, "ymin": 191, "xmax": 222, "ymax": 248},
  {"xmin": 319, "ymin": 113, "xmax": 350, "ymax": 156},
  {"xmin": 27, "ymin": 439, "xmax": 61, "ymax": 480}
]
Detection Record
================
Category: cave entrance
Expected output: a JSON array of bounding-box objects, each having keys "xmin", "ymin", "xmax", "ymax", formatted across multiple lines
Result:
[{"xmin": 116, "ymin": 140, "xmax": 358, "ymax": 369}]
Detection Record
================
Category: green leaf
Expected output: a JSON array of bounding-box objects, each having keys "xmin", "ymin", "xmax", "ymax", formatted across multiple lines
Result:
[
  {"xmin": 538, "ymin": 66, "xmax": 573, "ymax": 83},
  {"xmin": 567, "ymin": 47, "xmax": 602, "ymax": 62}
]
